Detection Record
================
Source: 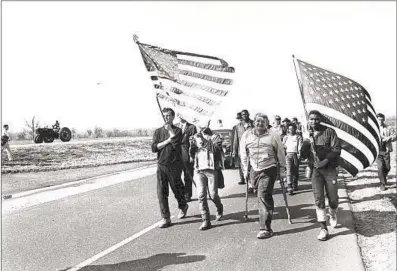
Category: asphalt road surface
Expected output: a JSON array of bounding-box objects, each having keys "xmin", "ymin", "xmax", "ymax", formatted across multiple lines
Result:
[{"xmin": 2, "ymin": 165, "xmax": 364, "ymax": 271}]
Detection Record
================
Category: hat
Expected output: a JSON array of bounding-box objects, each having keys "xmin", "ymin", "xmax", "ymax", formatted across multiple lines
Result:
[
  {"xmin": 292, "ymin": 117, "xmax": 298, "ymax": 121},
  {"xmin": 236, "ymin": 112, "xmax": 242, "ymax": 119},
  {"xmin": 282, "ymin": 118, "xmax": 290, "ymax": 123},
  {"xmin": 376, "ymin": 113, "xmax": 385, "ymax": 119},
  {"xmin": 275, "ymin": 115, "xmax": 281, "ymax": 120}
]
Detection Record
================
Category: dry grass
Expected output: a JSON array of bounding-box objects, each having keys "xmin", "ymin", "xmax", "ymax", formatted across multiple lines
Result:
[
  {"xmin": 1, "ymin": 137, "xmax": 156, "ymax": 174},
  {"xmin": 344, "ymin": 142, "xmax": 396, "ymax": 271}
]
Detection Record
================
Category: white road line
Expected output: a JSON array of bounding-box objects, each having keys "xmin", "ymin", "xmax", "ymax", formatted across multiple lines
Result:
[
  {"xmin": 2, "ymin": 166, "xmax": 157, "ymax": 214},
  {"xmin": 7, "ymin": 163, "xmax": 156, "ymax": 199},
  {"xmin": 66, "ymin": 217, "xmax": 174, "ymax": 271}
]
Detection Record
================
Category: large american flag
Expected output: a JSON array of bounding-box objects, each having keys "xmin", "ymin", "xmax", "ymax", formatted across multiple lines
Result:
[
  {"xmin": 135, "ymin": 36, "xmax": 234, "ymax": 124},
  {"xmin": 295, "ymin": 58, "xmax": 381, "ymax": 176}
]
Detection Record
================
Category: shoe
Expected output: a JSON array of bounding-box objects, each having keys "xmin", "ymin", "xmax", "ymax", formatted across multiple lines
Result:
[
  {"xmin": 199, "ymin": 221, "xmax": 211, "ymax": 230},
  {"xmin": 257, "ymin": 229, "xmax": 274, "ymax": 239},
  {"xmin": 178, "ymin": 204, "xmax": 189, "ymax": 219},
  {"xmin": 248, "ymin": 187, "xmax": 254, "ymax": 194},
  {"xmin": 317, "ymin": 229, "xmax": 329, "ymax": 241},
  {"xmin": 380, "ymin": 184, "xmax": 387, "ymax": 191},
  {"xmin": 216, "ymin": 204, "xmax": 223, "ymax": 221},
  {"xmin": 238, "ymin": 181, "xmax": 246, "ymax": 185},
  {"xmin": 293, "ymin": 185, "xmax": 298, "ymax": 191},
  {"xmin": 288, "ymin": 190, "xmax": 294, "ymax": 196},
  {"xmin": 158, "ymin": 218, "xmax": 171, "ymax": 228},
  {"xmin": 328, "ymin": 213, "xmax": 337, "ymax": 228}
]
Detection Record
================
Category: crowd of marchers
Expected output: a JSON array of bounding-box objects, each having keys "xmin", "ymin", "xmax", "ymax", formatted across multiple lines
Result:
[{"xmin": 150, "ymin": 108, "xmax": 396, "ymax": 242}]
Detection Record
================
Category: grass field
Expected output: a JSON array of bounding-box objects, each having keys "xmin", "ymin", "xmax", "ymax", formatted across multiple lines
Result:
[{"xmin": 1, "ymin": 137, "xmax": 156, "ymax": 174}]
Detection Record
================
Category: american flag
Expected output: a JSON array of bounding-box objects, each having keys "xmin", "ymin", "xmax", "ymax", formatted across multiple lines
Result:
[
  {"xmin": 135, "ymin": 36, "xmax": 234, "ymax": 124},
  {"xmin": 295, "ymin": 58, "xmax": 381, "ymax": 176}
]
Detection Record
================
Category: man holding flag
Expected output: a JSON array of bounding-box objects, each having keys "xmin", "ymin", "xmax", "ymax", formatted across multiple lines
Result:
[
  {"xmin": 293, "ymin": 56, "xmax": 382, "ymax": 241},
  {"xmin": 300, "ymin": 110, "xmax": 341, "ymax": 241}
]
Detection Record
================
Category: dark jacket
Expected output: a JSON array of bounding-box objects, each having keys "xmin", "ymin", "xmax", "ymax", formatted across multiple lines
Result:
[
  {"xmin": 232, "ymin": 120, "xmax": 254, "ymax": 156},
  {"xmin": 300, "ymin": 125, "xmax": 341, "ymax": 169},
  {"xmin": 151, "ymin": 125, "xmax": 183, "ymax": 166},
  {"xmin": 179, "ymin": 122, "xmax": 197, "ymax": 163}
]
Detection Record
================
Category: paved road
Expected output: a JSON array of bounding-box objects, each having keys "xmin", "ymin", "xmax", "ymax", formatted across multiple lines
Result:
[{"xmin": 2, "ymin": 165, "xmax": 364, "ymax": 271}]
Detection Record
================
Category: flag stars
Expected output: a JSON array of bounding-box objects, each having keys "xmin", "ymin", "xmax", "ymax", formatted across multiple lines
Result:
[
  {"xmin": 338, "ymin": 82, "xmax": 343, "ymax": 86},
  {"xmin": 325, "ymin": 71, "xmax": 329, "ymax": 74},
  {"xmin": 309, "ymin": 81, "xmax": 315, "ymax": 85},
  {"xmin": 333, "ymin": 83, "xmax": 338, "ymax": 87},
  {"xmin": 348, "ymin": 80, "xmax": 353, "ymax": 84},
  {"xmin": 329, "ymin": 100, "xmax": 334, "ymax": 104},
  {"xmin": 322, "ymin": 84, "xmax": 328, "ymax": 88},
  {"xmin": 309, "ymin": 73, "xmax": 314, "ymax": 77},
  {"xmin": 336, "ymin": 76, "xmax": 341, "ymax": 79},
  {"xmin": 341, "ymin": 105, "xmax": 345, "ymax": 109},
  {"xmin": 362, "ymin": 118, "xmax": 366, "ymax": 123},
  {"xmin": 316, "ymin": 96, "xmax": 321, "ymax": 100},
  {"xmin": 335, "ymin": 97, "xmax": 340, "ymax": 102},
  {"xmin": 347, "ymin": 103, "xmax": 351, "ymax": 108},
  {"xmin": 329, "ymin": 91, "xmax": 334, "ymax": 96},
  {"xmin": 341, "ymin": 96, "xmax": 345, "ymax": 101},
  {"xmin": 323, "ymin": 93, "xmax": 328, "ymax": 97},
  {"xmin": 352, "ymin": 102, "xmax": 356, "ymax": 107},
  {"xmin": 328, "ymin": 84, "xmax": 333, "ymax": 87},
  {"xmin": 352, "ymin": 112, "xmax": 356, "ymax": 116}
]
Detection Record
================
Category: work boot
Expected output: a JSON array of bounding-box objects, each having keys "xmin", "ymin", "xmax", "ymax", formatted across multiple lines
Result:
[
  {"xmin": 216, "ymin": 204, "xmax": 223, "ymax": 221},
  {"xmin": 158, "ymin": 218, "xmax": 171, "ymax": 228},
  {"xmin": 328, "ymin": 208, "xmax": 338, "ymax": 228},
  {"xmin": 178, "ymin": 204, "xmax": 189, "ymax": 219},
  {"xmin": 317, "ymin": 229, "xmax": 329, "ymax": 241},
  {"xmin": 256, "ymin": 229, "xmax": 274, "ymax": 239},
  {"xmin": 199, "ymin": 220, "xmax": 211, "ymax": 231}
]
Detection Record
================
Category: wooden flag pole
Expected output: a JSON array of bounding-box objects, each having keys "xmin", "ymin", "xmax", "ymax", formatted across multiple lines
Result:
[{"xmin": 292, "ymin": 55, "xmax": 318, "ymax": 164}]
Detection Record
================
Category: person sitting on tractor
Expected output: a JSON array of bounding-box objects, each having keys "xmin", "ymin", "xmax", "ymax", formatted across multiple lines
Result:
[{"xmin": 53, "ymin": 120, "xmax": 60, "ymax": 133}]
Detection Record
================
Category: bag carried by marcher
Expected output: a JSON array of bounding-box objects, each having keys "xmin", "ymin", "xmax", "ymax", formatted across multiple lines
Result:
[{"xmin": 215, "ymin": 169, "xmax": 225, "ymax": 189}]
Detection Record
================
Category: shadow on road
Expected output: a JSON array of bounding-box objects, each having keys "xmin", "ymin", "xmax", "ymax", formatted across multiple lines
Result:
[{"xmin": 60, "ymin": 253, "xmax": 206, "ymax": 271}]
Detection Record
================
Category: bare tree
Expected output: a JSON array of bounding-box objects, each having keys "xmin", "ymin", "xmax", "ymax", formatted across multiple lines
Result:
[{"xmin": 24, "ymin": 116, "xmax": 40, "ymax": 140}]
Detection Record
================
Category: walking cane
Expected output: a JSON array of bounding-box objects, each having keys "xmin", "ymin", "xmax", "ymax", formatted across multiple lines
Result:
[
  {"xmin": 243, "ymin": 159, "xmax": 250, "ymax": 221},
  {"xmin": 277, "ymin": 162, "xmax": 292, "ymax": 224}
]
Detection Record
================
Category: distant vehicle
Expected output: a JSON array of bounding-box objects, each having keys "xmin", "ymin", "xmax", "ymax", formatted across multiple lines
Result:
[
  {"xmin": 34, "ymin": 126, "xmax": 72, "ymax": 144},
  {"xmin": 213, "ymin": 128, "xmax": 234, "ymax": 169}
]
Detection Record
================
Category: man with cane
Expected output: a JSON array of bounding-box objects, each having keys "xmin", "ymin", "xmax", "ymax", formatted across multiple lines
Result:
[{"xmin": 240, "ymin": 113, "xmax": 286, "ymax": 239}]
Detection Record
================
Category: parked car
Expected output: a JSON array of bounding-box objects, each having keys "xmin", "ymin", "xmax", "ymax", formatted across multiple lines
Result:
[{"xmin": 213, "ymin": 128, "xmax": 234, "ymax": 169}]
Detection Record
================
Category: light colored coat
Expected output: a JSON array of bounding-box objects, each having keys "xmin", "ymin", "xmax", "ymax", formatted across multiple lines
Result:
[{"xmin": 239, "ymin": 129, "xmax": 286, "ymax": 176}]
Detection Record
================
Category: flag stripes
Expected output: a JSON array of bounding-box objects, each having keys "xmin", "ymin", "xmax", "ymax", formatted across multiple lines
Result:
[
  {"xmin": 136, "ymin": 39, "xmax": 234, "ymax": 124},
  {"xmin": 296, "ymin": 58, "xmax": 381, "ymax": 176}
]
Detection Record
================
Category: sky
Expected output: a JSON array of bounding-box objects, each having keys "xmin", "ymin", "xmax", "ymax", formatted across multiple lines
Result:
[{"xmin": 2, "ymin": 1, "xmax": 396, "ymax": 132}]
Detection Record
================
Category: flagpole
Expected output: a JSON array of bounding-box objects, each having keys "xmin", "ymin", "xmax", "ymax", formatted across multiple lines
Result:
[
  {"xmin": 292, "ymin": 55, "xmax": 308, "ymax": 121},
  {"xmin": 292, "ymin": 55, "xmax": 318, "ymax": 162}
]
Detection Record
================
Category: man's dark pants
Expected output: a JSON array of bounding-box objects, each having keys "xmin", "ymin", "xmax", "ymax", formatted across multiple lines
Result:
[
  {"xmin": 376, "ymin": 152, "xmax": 391, "ymax": 185},
  {"xmin": 182, "ymin": 160, "xmax": 194, "ymax": 198},
  {"xmin": 311, "ymin": 167, "xmax": 338, "ymax": 221},
  {"xmin": 181, "ymin": 146, "xmax": 194, "ymax": 199},
  {"xmin": 251, "ymin": 167, "xmax": 277, "ymax": 230},
  {"xmin": 235, "ymin": 155, "xmax": 245, "ymax": 183},
  {"xmin": 157, "ymin": 163, "xmax": 187, "ymax": 219}
]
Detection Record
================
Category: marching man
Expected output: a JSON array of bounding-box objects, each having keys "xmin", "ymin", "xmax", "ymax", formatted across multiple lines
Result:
[
  {"xmin": 300, "ymin": 110, "xmax": 341, "ymax": 241},
  {"xmin": 189, "ymin": 118, "xmax": 224, "ymax": 230},
  {"xmin": 240, "ymin": 113, "xmax": 286, "ymax": 239}
]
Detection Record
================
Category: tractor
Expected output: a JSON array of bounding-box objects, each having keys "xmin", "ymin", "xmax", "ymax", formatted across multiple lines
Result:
[{"xmin": 34, "ymin": 126, "xmax": 72, "ymax": 144}]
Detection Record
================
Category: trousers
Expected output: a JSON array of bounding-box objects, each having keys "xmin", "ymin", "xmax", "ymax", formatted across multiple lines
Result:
[{"xmin": 157, "ymin": 164, "xmax": 187, "ymax": 219}]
